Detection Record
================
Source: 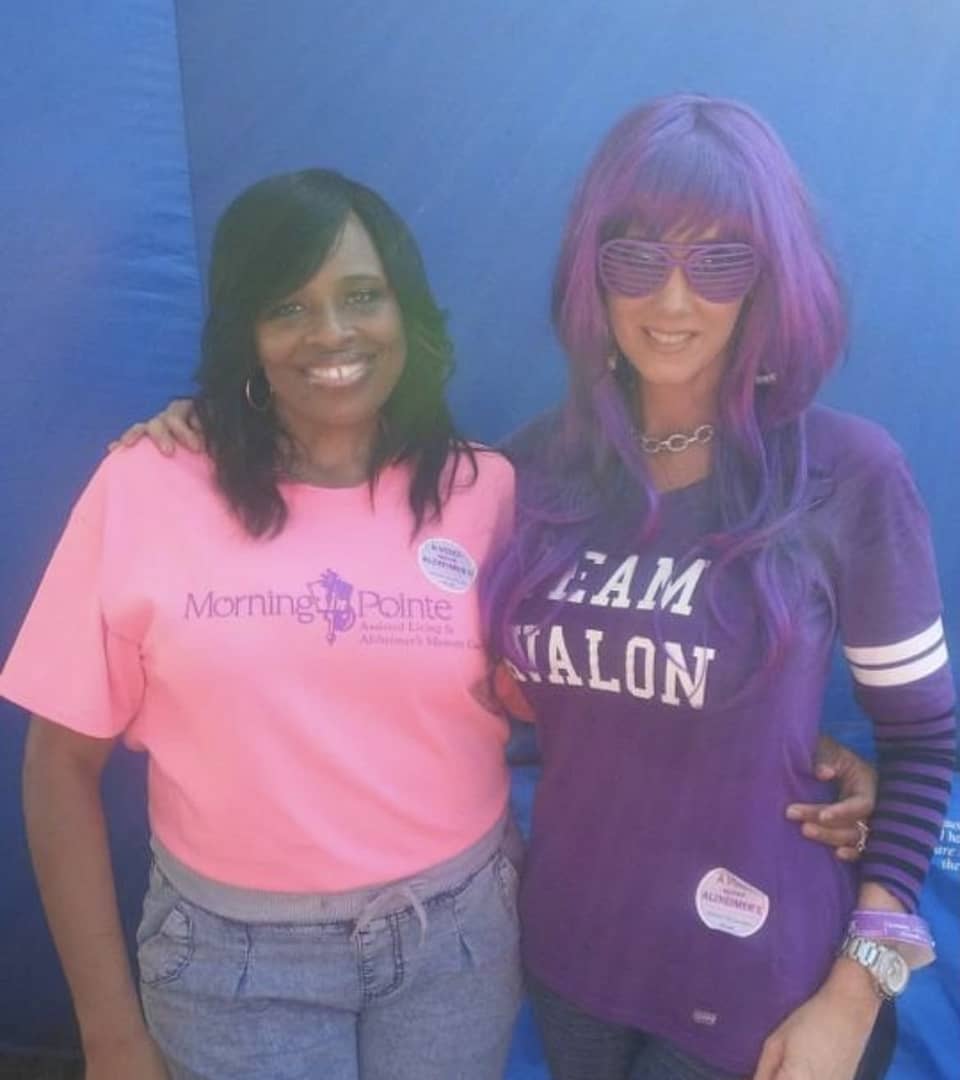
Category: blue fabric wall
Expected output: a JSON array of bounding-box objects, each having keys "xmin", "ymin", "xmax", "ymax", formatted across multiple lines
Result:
[
  {"xmin": 0, "ymin": 0, "xmax": 201, "ymax": 1055},
  {"xmin": 0, "ymin": 2, "xmax": 956, "ymax": 1075}
]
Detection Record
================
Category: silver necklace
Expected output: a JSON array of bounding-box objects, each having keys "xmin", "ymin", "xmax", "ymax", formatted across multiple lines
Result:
[{"xmin": 635, "ymin": 423, "xmax": 715, "ymax": 455}]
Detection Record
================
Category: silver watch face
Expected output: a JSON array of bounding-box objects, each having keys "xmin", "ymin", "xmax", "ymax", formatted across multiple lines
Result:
[
  {"xmin": 842, "ymin": 935, "xmax": 911, "ymax": 997},
  {"xmin": 878, "ymin": 950, "xmax": 910, "ymax": 995}
]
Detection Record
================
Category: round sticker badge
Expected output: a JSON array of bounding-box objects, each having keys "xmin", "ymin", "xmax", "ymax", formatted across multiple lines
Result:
[
  {"xmin": 695, "ymin": 867, "xmax": 769, "ymax": 938},
  {"xmin": 417, "ymin": 538, "xmax": 477, "ymax": 593}
]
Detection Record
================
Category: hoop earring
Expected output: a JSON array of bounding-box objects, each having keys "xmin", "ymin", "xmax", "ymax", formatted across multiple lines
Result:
[{"xmin": 244, "ymin": 372, "xmax": 272, "ymax": 411}]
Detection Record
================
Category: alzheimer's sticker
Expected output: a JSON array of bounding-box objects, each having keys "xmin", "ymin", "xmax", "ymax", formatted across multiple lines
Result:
[
  {"xmin": 418, "ymin": 538, "xmax": 477, "ymax": 593},
  {"xmin": 695, "ymin": 867, "xmax": 769, "ymax": 938}
]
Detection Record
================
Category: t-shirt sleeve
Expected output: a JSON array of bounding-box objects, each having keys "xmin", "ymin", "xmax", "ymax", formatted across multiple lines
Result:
[
  {"xmin": 833, "ymin": 446, "xmax": 956, "ymax": 911},
  {"xmin": 0, "ymin": 462, "xmax": 144, "ymax": 737}
]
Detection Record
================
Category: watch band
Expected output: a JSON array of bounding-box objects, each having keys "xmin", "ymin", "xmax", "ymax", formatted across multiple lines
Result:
[{"xmin": 840, "ymin": 934, "xmax": 911, "ymax": 999}]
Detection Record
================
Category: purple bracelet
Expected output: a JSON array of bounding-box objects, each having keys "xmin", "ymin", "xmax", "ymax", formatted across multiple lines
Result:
[{"xmin": 848, "ymin": 910, "xmax": 936, "ymax": 969}]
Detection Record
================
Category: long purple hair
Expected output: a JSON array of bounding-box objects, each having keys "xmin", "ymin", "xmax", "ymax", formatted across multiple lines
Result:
[{"xmin": 481, "ymin": 93, "xmax": 846, "ymax": 669}]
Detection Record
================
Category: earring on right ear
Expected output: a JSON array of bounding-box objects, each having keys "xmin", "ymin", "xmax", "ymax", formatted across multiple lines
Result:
[
  {"xmin": 244, "ymin": 371, "xmax": 273, "ymax": 411},
  {"xmin": 607, "ymin": 349, "xmax": 620, "ymax": 372},
  {"xmin": 755, "ymin": 371, "xmax": 777, "ymax": 386}
]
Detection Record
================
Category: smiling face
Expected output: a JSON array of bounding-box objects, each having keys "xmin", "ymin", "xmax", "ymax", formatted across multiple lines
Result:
[
  {"xmin": 605, "ymin": 228, "xmax": 745, "ymax": 405},
  {"xmin": 254, "ymin": 213, "xmax": 406, "ymax": 444}
]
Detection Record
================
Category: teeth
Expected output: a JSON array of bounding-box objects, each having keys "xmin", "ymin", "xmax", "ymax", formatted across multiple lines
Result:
[
  {"xmin": 304, "ymin": 361, "xmax": 368, "ymax": 386},
  {"xmin": 647, "ymin": 330, "xmax": 694, "ymax": 346}
]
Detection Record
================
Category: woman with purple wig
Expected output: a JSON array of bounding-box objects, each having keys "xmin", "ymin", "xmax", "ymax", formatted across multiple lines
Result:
[{"xmin": 482, "ymin": 94, "xmax": 954, "ymax": 1079}]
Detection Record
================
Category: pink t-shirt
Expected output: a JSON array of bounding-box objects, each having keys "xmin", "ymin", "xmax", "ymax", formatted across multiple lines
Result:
[{"xmin": 0, "ymin": 443, "xmax": 515, "ymax": 891}]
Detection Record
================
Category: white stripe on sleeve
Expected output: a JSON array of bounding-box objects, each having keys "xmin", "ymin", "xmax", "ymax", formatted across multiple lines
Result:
[
  {"xmin": 848, "ymin": 641, "xmax": 949, "ymax": 689},
  {"xmin": 843, "ymin": 618, "xmax": 944, "ymax": 666}
]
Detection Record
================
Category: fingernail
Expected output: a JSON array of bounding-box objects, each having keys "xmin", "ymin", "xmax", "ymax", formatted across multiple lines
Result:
[{"xmin": 785, "ymin": 807, "xmax": 801, "ymax": 820}]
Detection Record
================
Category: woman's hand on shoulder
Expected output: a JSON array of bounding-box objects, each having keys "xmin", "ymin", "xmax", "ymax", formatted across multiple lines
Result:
[
  {"xmin": 108, "ymin": 398, "xmax": 202, "ymax": 456},
  {"xmin": 785, "ymin": 735, "xmax": 876, "ymax": 860}
]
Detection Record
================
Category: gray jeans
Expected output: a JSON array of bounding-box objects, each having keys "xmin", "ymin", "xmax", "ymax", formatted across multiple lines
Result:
[{"xmin": 137, "ymin": 852, "xmax": 522, "ymax": 1080}]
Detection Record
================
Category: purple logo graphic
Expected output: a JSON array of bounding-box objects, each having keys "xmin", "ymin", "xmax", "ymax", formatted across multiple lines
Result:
[
  {"xmin": 307, "ymin": 570, "xmax": 357, "ymax": 644},
  {"xmin": 183, "ymin": 569, "xmax": 456, "ymax": 646}
]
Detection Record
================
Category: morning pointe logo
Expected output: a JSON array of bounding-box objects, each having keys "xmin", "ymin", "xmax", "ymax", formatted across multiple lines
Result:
[{"xmin": 184, "ymin": 570, "xmax": 453, "ymax": 644}]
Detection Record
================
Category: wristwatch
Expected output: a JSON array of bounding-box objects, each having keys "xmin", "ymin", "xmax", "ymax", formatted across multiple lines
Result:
[{"xmin": 839, "ymin": 934, "xmax": 910, "ymax": 999}]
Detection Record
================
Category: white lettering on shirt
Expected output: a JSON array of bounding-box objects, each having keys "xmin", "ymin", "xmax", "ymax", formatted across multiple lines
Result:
[
  {"xmin": 546, "ymin": 625, "xmax": 584, "ymax": 686},
  {"xmin": 506, "ymin": 624, "xmax": 542, "ymax": 683},
  {"xmin": 549, "ymin": 553, "xmax": 709, "ymax": 615},
  {"xmin": 661, "ymin": 642, "xmax": 717, "ymax": 709},
  {"xmin": 624, "ymin": 636, "xmax": 656, "ymax": 699},
  {"xmin": 511, "ymin": 550, "xmax": 718, "ymax": 709},
  {"xmin": 586, "ymin": 629, "xmax": 621, "ymax": 693},
  {"xmin": 548, "ymin": 551, "xmax": 608, "ymax": 603},
  {"xmin": 636, "ymin": 557, "xmax": 710, "ymax": 616},
  {"xmin": 508, "ymin": 627, "xmax": 717, "ymax": 710},
  {"xmin": 589, "ymin": 555, "xmax": 639, "ymax": 609}
]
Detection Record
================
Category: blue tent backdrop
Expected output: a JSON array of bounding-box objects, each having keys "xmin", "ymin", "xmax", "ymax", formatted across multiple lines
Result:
[{"xmin": 1, "ymin": 2, "xmax": 957, "ymax": 1076}]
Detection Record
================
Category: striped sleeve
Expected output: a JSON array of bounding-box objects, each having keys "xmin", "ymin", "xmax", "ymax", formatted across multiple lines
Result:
[{"xmin": 835, "ymin": 449, "xmax": 956, "ymax": 912}]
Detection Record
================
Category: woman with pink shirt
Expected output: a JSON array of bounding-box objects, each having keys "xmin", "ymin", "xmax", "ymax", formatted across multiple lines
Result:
[
  {"xmin": 1, "ymin": 170, "xmax": 522, "ymax": 1080},
  {"xmin": 3, "ymin": 164, "xmax": 871, "ymax": 1080}
]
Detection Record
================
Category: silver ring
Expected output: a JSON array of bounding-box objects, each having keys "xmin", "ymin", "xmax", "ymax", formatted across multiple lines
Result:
[{"xmin": 855, "ymin": 819, "xmax": 870, "ymax": 854}]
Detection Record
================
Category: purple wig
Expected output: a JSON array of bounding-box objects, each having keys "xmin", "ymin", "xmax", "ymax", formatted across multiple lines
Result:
[{"xmin": 482, "ymin": 93, "xmax": 846, "ymax": 670}]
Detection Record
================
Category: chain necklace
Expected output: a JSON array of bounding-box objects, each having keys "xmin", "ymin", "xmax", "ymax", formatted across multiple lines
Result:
[{"xmin": 635, "ymin": 423, "xmax": 715, "ymax": 455}]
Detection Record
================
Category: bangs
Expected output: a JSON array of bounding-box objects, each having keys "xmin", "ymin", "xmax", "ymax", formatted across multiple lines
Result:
[
  {"xmin": 600, "ymin": 133, "xmax": 758, "ymax": 246},
  {"xmin": 253, "ymin": 211, "xmax": 349, "ymax": 310},
  {"xmin": 210, "ymin": 176, "xmax": 352, "ymax": 313}
]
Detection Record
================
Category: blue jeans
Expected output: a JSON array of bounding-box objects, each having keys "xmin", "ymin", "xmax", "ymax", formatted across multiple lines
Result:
[
  {"xmin": 137, "ymin": 854, "xmax": 522, "ymax": 1079},
  {"xmin": 527, "ymin": 974, "xmax": 896, "ymax": 1080}
]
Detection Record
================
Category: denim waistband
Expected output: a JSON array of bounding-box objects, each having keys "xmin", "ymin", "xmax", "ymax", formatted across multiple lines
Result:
[{"xmin": 150, "ymin": 809, "xmax": 516, "ymax": 926}]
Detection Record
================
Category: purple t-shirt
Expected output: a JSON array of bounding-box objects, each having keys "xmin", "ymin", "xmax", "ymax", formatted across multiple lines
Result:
[{"xmin": 508, "ymin": 406, "xmax": 955, "ymax": 1073}]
